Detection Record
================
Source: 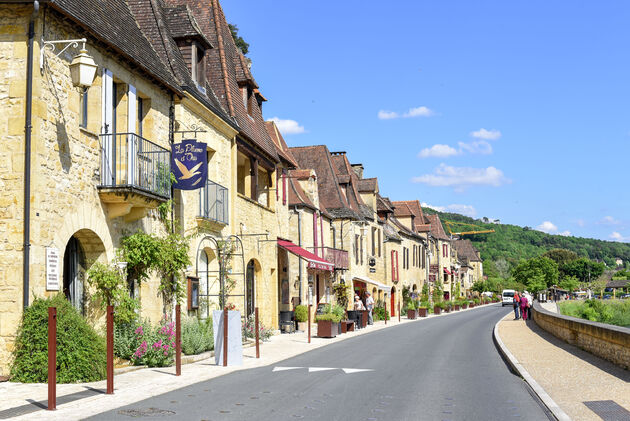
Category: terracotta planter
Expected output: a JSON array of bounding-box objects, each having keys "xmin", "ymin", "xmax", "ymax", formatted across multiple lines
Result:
[
  {"xmin": 317, "ymin": 320, "xmax": 338, "ymax": 338},
  {"xmin": 469, "ymin": 303, "xmax": 475, "ymax": 308},
  {"xmin": 462, "ymin": 303, "xmax": 468, "ymax": 309},
  {"xmin": 433, "ymin": 306, "xmax": 441, "ymax": 315},
  {"xmin": 417, "ymin": 307, "xmax": 428, "ymax": 317},
  {"xmin": 454, "ymin": 304, "xmax": 460, "ymax": 311},
  {"xmin": 407, "ymin": 309, "xmax": 417, "ymax": 320}
]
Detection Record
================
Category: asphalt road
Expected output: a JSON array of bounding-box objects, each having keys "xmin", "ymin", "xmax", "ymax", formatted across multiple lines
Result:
[{"xmin": 88, "ymin": 304, "xmax": 552, "ymax": 421}]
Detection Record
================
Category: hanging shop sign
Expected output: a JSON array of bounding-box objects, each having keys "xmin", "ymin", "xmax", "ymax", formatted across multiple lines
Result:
[{"xmin": 171, "ymin": 139, "xmax": 207, "ymax": 190}]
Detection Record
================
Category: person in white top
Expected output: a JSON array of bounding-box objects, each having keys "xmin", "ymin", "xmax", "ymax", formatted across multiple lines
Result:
[
  {"xmin": 353, "ymin": 294, "xmax": 365, "ymax": 310},
  {"xmin": 365, "ymin": 292, "xmax": 375, "ymax": 325}
]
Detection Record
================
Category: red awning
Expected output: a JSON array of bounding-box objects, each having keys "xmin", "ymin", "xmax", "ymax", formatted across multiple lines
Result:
[
  {"xmin": 444, "ymin": 267, "xmax": 452, "ymax": 275},
  {"xmin": 277, "ymin": 239, "xmax": 334, "ymax": 271}
]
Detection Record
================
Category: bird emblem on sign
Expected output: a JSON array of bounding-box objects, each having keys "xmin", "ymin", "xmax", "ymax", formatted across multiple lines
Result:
[{"xmin": 170, "ymin": 139, "xmax": 208, "ymax": 190}]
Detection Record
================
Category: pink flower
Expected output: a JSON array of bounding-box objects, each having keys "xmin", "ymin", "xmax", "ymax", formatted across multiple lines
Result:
[{"xmin": 135, "ymin": 326, "xmax": 144, "ymax": 335}]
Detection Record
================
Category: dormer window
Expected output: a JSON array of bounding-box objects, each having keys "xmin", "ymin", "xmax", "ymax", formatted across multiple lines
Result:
[
  {"xmin": 191, "ymin": 42, "xmax": 206, "ymax": 92},
  {"xmin": 241, "ymin": 85, "xmax": 253, "ymax": 116}
]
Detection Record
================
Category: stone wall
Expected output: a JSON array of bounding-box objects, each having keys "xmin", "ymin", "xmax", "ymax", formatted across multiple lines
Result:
[{"xmin": 532, "ymin": 301, "xmax": 630, "ymax": 370}]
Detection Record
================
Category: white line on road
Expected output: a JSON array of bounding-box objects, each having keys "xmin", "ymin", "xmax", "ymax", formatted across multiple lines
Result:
[
  {"xmin": 272, "ymin": 367, "xmax": 375, "ymax": 374},
  {"xmin": 272, "ymin": 367, "xmax": 304, "ymax": 372},
  {"xmin": 341, "ymin": 368, "xmax": 374, "ymax": 374}
]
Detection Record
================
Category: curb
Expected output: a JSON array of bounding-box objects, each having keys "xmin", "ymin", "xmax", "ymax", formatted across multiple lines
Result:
[{"xmin": 493, "ymin": 314, "xmax": 572, "ymax": 421}]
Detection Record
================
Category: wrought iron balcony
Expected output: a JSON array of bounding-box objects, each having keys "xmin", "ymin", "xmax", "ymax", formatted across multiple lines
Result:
[
  {"xmin": 308, "ymin": 246, "xmax": 349, "ymax": 270},
  {"xmin": 98, "ymin": 132, "xmax": 171, "ymax": 199},
  {"xmin": 198, "ymin": 179, "xmax": 229, "ymax": 225}
]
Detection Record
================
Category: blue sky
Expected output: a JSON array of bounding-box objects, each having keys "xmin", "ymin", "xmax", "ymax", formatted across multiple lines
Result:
[{"xmin": 222, "ymin": 0, "xmax": 630, "ymax": 242}]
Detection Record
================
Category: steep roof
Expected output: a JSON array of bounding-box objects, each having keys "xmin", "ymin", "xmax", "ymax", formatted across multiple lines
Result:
[
  {"xmin": 163, "ymin": 4, "xmax": 212, "ymax": 49},
  {"xmin": 47, "ymin": 0, "xmax": 181, "ymax": 93},
  {"xmin": 376, "ymin": 195, "xmax": 394, "ymax": 214},
  {"xmin": 454, "ymin": 239, "xmax": 482, "ymax": 262},
  {"xmin": 392, "ymin": 200, "xmax": 429, "ymax": 233},
  {"xmin": 425, "ymin": 214, "xmax": 450, "ymax": 240},
  {"xmin": 264, "ymin": 121, "xmax": 298, "ymax": 167},
  {"xmin": 358, "ymin": 177, "xmax": 378, "ymax": 193},
  {"xmin": 287, "ymin": 172, "xmax": 316, "ymax": 211},
  {"xmin": 290, "ymin": 145, "xmax": 362, "ymax": 220},
  {"xmin": 165, "ymin": 0, "xmax": 279, "ymax": 162},
  {"xmin": 330, "ymin": 152, "xmax": 369, "ymax": 218}
]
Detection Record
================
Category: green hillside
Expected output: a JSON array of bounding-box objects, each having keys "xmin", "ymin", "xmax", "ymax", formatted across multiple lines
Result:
[{"xmin": 422, "ymin": 208, "xmax": 630, "ymax": 274}]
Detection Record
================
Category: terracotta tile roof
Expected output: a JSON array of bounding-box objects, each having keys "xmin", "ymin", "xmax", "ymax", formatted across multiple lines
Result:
[
  {"xmin": 128, "ymin": 0, "xmax": 233, "ymax": 126},
  {"xmin": 287, "ymin": 174, "xmax": 316, "ymax": 210},
  {"xmin": 289, "ymin": 145, "xmax": 362, "ymax": 220},
  {"xmin": 425, "ymin": 214, "xmax": 450, "ymax": 240},
  {"xmin": 163, "ymin": 4, "xmax": 212, "ymax": 49},
  {"xmin": 383, "ymin": 221, "xmax": 402, "ymax": 241},
  {"xmin": 454, "ymin": 240, "xmax": 482, "ymax": 262},
  {"xmin": 376, "ymin": 195, "xmax": 394, "ymax": 213},
  {"xmin": 392, "ymin": 202, "xmax": 414, "ymax": 217},
  {"xmin": 330, "ymin": 153, "xmax": 367, "ymax": 217},
  {"xmin": 290, "ymin": 169, "xmax": 313, "ymax": 180},
  {"xmin": 264, "ymin": 121, "xmax": 298, "ymax": 167},
  {"xmin": 48, "ymin": 0, "xmax": 181, "ymax": 93},
  {"xmin": 166, "ymin": 0, "xmax": 279, "ymax": 162},
  {"xmin": 358, "ymin": 177, "xmax": 378, "ymax": 193}
]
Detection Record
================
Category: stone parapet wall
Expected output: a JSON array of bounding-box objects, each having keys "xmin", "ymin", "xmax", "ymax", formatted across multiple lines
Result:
[{"xmin": 532, "ymin": 301, "xmax": 630, "ymax": 370}]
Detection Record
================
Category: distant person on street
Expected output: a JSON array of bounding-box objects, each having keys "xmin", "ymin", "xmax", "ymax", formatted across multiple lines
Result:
[
  {"xmin": 520, "ymin": 294, "xmax": 529, "ymax": 321},
  {"xmin": 513, "ymin": 291, "xmax": 521, "ymax": 319},
  {"xmin": 354, "ymin": 294, "xmax": 365, "ymax": 311},
  {"xmin": 366, "ymin": 292, "xmax": 374, "ymax": 325}
]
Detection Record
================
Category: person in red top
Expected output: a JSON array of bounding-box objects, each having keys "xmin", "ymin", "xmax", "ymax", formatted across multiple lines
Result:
[
  {"xmin": 520, "ymin": 294, "xmax": 529, "ymax": 321},
  {"xmin": 513, "ymin": 291, "xmax": 521, "ymax": 319}
]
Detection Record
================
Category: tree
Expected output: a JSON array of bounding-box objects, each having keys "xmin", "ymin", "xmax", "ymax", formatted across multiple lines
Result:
[
  {"xmin": 558, "ymin": 275, "xmax": 579, "ymax": 293},
  {"xmin": 560, "ymin": 258, "xmax": 605, "ymax": 283},
  {"xmin": 228, "ymin": 23, "xmax": 249, "ymax": 55},
  {"xmin": 494, "ymin": 258, "xmax": 511, "ymax": 279},
  {"xmin": 512, "ymin": 256, "xmax": 559, "ymax": 293},
  {"xmin": 542, "ymin": 249, "xmax": 578, "ymax": 266}
]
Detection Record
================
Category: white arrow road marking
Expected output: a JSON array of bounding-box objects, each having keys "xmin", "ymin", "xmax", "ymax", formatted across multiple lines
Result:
[
  {"xmin": 308, "ymin": 367, "xmax": 337, "ymax": 372},
  {"xmin": 342, "ymin": 368, "xmax": 374, "ymax": 374},
  {"xmin": 272, "ymin": 367, "xmax": 304, "ymax": 372}
]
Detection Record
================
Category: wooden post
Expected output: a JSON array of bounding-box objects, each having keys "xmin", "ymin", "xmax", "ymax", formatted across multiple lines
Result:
[
  {"xmin": 106, "ymin": 304, "xmax": 114, "ymax": 394},
  {"xmin": 398, "ymin": 301, "xmax": 401, "ymax": 322},
  {"xmin": 47, "ymin": 307, "xmax": 56, "ymax": 411},
  {"xmin": 307, "ymin": 304, "xmax": 311, "ymax": 343},
  {"xmin": 384, "ymin": 300, "xmax": 387, "ymax": 325},
  {"xmin": 255, "ymin": 307, "xmax": 260, "ymax": 358},
  {"xmin": 176, "ymin": 304, "xmax": 181, "ymax": 376},
  {"xmin": 223, "ymin": 307, "xmax": 228, "ymax": 367}
]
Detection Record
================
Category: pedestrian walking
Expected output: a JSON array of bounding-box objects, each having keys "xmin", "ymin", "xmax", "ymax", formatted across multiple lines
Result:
[
  {"xmin": 520, "ymin": 294, "xmax": 529, "ymax": 321},
  {"xmin": 366, "ymin": 292, "xmax": 374, "ymax": 325},
  {"xmin": 513, "ymin": 291, "xmax": 521, "ymax": 319}
]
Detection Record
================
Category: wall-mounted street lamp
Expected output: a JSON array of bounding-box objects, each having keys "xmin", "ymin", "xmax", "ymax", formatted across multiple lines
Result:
[{"xmin": 41, "ymin": 38, "xmax": 97, "ymax": 87}]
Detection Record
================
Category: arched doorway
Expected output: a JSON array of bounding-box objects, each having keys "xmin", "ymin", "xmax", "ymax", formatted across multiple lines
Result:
[
  {"xmin": 198, "ymin": 247, "xmax": 219, "ymax": 319},
  {"xmin": 390, "ymin": 286, "xmax": 396, "ymax": 316},
  {"xmin": 63, "ymin": 236, "xmax": 84, "ymax": 313},
  {"xmin": 246, "ymin": 260, "xmax": 256, "ymax": 317}
]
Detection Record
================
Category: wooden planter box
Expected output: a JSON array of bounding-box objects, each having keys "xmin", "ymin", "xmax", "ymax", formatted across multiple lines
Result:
[
  {"xmin": 454, "ymin": 304, "xmax": 460, "ymax": 311},
  {"xmin": 317, "ymin": 320, "xmax": 338, "ymax": 338},
  {"xmin": 361, "ymin": 310, "xmax": 368, "ymax": 327},
  {"xmin": 341, "ymin": 320, "xmax": 355, "ymax": 333},
  {"xmin": 444, "ymin": 306, "xmax": 451, "ymax": 313},
  {"xmin": 417, "ymin": 307, "xmax": 428, "ymax": 317},
  {"xmin": 407, "ymin": 309, "xmax": 417, "ymax": 319},
  {"xmin": 433, "ymin": 306, "xmax": 441, "ymax": 315},
  {"xmin": 469, "ymin": 303, "xmax": 475, "ymax": 308}
]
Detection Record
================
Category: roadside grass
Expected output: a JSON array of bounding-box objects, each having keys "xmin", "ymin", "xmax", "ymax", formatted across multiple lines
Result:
[{"xmin": 558, "ymin": 299, "xmax": 630, "ymax": 328}]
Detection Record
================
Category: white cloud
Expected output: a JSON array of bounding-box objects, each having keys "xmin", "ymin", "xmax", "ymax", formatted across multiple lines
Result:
[
  {"xmin": 610, "ymin": 232, "xmax": 629, "ymax": 242},
  {"xmin": 457, "ymin": 140, "xmax": 493, "ymax": 155},
  {"xmin": 536, "ymin": 221, "xmax": 558, "ymax": 233},
  {"xmin": 421, "ymin": 202, "xmax": 477, "ymax": 217},
  {"xmin": 403, "ymin": 106, "xmax": 434, "ymax": 118},
  {"xmin": 600, "ymin": 215, "xmax": 620, "ymax": 225},
  {"xmin": 269, "ymin": 117, "xmax": 305, "ymax": 135},
  {"xmin": 378, "ymin": 106, "xmax": 434, "ymax": 120},
  {"xmin": 418, "ymin": 144, "xmax": 460, "ymax": 158},
  {"xmin": 559, "ymin": 230, "xmax": 572, "ymax": 237},
  {"xmin": 470, "ymin": 128, "xmax": 501, "ymax": 140},
  {"xmin": 412, "ymin": 164, "xmax": 510, "ymax": 191},
  {"xmin": 377, "ymin": 110, "xmax": 399, "ymax": 120}
]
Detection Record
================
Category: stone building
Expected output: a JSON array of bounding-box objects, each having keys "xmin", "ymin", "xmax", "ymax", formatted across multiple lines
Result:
[{"xmin": 454, "ymin": 239, "xmax": 483, "ymax": 294}]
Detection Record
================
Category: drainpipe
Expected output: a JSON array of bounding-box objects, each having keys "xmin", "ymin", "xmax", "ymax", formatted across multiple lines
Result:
[
  {"xmin": 296, "ymin": 206, "xmax": 302, "ymax": 303},
  {"xmin": 23, "ymin": 1, "xmax": 39, "ymax": 309}
]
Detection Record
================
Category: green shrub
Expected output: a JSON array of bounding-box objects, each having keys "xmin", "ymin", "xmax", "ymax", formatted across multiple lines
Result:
[
  {"xmin": 10, "ymin": 294, "xmax": 106, "ymax": 383},
  {"xmin": 131, "ymin": 318, "xmax": 175, "ymax": 367},
  {"xmin": 243, "ymin": 314, "xmax": 273, "ymax": 341},
  {"xmin": 332, "ymin": 304, "xmax": 345, "ymax": 321},
  {"xmin": 315, "ymin": 313, "xmax": 341, "ymax": 323},
  {"xmin": 373, "ymin": 307, "xmax": 390, "ymax": 321},
  {"xmin": 559, "ymin": 299, "xmax": 630, "ymax": 327},
  {"xmin": 114, "ymin": 321, "xmax": 139, "ymax": 360},
  {"xmin": 294, "ymin": 305, "xmax": 308, "ymax": 322},
  {"xmin": 182, "ymin": 317, "xmax": 213, "ymax": 355}
]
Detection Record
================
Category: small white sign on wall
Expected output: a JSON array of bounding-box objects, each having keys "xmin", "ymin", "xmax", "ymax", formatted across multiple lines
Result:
[{"xmin": 46, "ymin": 247, "xmax": 60, "ymax": 291}]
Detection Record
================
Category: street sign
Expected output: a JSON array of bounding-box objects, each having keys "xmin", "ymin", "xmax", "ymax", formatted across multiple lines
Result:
[
  {"xmin": 369, "ymin": 268, "xmax": 376, "ymax": 273},
  {"xmin": 46, "ymin": 247, "xmax": 60, "ymax": 291},
  {"xmin": 368, "ymin": 257, "xmax": 376, "ymax": 267}
]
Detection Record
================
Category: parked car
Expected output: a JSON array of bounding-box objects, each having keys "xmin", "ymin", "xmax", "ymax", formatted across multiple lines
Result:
[{"xmin": 501, "ymin": 289, "xmax": 515, "ymax": 307}]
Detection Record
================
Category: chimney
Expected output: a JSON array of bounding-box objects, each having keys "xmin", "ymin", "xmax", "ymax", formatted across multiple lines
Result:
[{"xmin": 351, "ymin": 163, "xmax": 364, "ymax": 179}]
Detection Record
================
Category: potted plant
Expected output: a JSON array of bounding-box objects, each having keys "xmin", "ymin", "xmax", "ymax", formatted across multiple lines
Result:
[
  {"xmin": 444, "ymin": 301, "xmax": 451, "ymax": 313},
  {"xmin": 294, "ymin": 304, "xmax": 308, "ymax": 332},
  {"xmin": 315, "ymin": 312, "xmax": 341, "ymax": 338},
  {"xmin": 418, "ymin": 301, "xmax": 429, "ymax": 317},
  {"xmin": 461, "ymin": 299, "xmax": 468, "ymax": 309},
  {"xmin": 454, "ymin": 300, "xmax": 461, "ymax": 311},
  {"xmin": 406, "ymin": 300, "xmax": 417, "ymax": 319},
  {"xmin": 433, "ymin": 301, "xmax": 442, "ymax": 315},
  {"xmin": 332, "ymin": 304, "xmax": 345, "ymax": 333}
]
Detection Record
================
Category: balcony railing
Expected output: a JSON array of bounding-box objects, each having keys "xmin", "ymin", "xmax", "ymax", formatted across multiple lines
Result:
[
  {"xmin": 308, "ymin": 246, "xmax": 349, "ymax": 270},
  {"xmin": 99, "ymin": 133, "xmax": 171, "ymax": 199},
  {"xmin": 199, "ymin": 179, "xmax": 229, "ymax": 225}
]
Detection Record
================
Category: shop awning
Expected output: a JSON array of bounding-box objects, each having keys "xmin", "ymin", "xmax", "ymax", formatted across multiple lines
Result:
[
  {"xmin": 277, "ymin": 239, "xmax": 334, "ymax": 271},
  {"xmin": 444, "ymin": 267, "xmax": 452, "ymax": 275},
  {"xmin": 353, "ymin": 275, "xmax": 392, "ymax": 293}
]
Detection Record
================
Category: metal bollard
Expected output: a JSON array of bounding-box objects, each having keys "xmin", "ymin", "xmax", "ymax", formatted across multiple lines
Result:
[
  {"xmin": 48, "ymin": 307, "xmax": 56, "ymax": 411},
  {"xmin": 223, "ymin": 307, "xmax": 228, "ymax": 367},
  {"xmin": 106, "ymin": 305, "xmax": 114, "ymax": 394},
  {"xmin": 307, "ymin": 304, "xmax": 311, "ymax": 343},
  {"xmin": 176, "ymin": 304, "xmax": 181, "ymax": 376},
  {"xmin": 398, "ymin": 302, "xmax": 401, "ymax": 322},
  {"xmin": 255, "ymin": 307, "xmax": 260, "ymax": 358},
  {"xmin": 384, "ymin": 301, "xmax": 387, "ymax": 325}
]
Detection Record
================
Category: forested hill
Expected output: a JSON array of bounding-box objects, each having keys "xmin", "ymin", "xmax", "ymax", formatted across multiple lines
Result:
[{"xmin": 422, "ymin": 208, "xmax": 630, "ymax": 271}]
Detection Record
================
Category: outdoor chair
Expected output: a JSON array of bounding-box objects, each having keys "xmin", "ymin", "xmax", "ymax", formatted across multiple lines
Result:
[{"xmin": 279, "ymin": 310, "xmax": 295, "ymax": 333}]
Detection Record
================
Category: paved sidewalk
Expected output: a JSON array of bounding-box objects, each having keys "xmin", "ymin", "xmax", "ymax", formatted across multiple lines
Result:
[
  {"xmin": 0, "ymin": 304, "xmax": 489, "ymax": 420},
  {"xmin": 498, "ymin": 314, "xmax": 630, "ymax": 421}
]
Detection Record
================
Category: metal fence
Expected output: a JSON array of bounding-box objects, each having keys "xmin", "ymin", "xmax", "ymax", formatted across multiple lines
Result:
[
  {"xmin": 199, "ymin": 179, "xmax": 229, "ymax": 225},
  {"xmin": 99, "ymin": 132, "xmax": 171, "ymax": 198}
]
